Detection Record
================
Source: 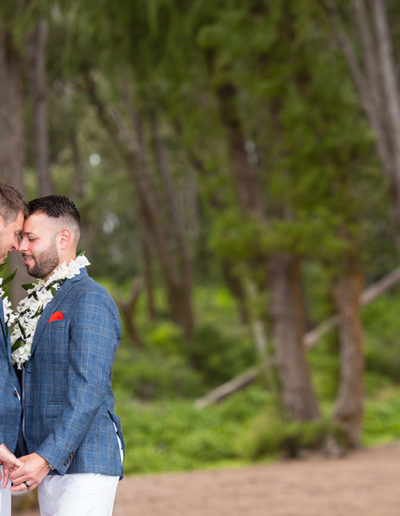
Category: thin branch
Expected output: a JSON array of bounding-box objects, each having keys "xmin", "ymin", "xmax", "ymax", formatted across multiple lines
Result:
[
  {"xmin": 324, "ymin": 0, "xmax": 393, "ymax": 179},
  {"xmin": 305, "ymin": 265, "xmax": 400, "ymax": 348},
  {"xmin": 370, "ymin": 0, "xmax": 400, "ymax": 183},
  {"xmin": 351, "ymin": 0, "xmax": 382, "ymax": 119},
  {"xmin": 194, "ymin": 367, "xmax": 259, "ymax": 409},
  {"xmin": 196, "ymin": 266, "xmax": 400, "ymax": 407}
]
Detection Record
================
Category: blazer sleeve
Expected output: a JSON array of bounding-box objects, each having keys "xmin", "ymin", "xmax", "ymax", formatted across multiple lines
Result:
[{"xmin": 35, "ymin": 287, "xmax": 121, "ymax": 473}]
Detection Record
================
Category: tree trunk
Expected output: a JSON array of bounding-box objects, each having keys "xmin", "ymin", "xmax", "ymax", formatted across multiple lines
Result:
[
  {"xmin": 131, "ymin": 110, "xmax": 195, "ymax": 338},
  {"xmin": 150, "ymin": 112, "xmax": 194, "ymax": 327},
  {"xmin": 199, "ymin": 260, "xmax": 400, "ymax": 408},
  {"xmin": 213, "ymin": 79, "xmax": 265, "ymax": 218},
  {"xmin": 0, "ymin": 30, "xmax": 29, "ymax": 304},
  {"xmin": 138, "ymin": 203, "xmax": 157, "ymax": 321},
  {"xmin": 26, "ymin": 16, "xmax": 52, "ymax": 196},
  {"xmin": 82, "ymin": 73, "xmax": 195, "ymax": 337},
  {"xmin": 210, "ymin": 66, "xmax": 319, "ymax": 420},
  {"xmin": 116, "ymin": 277, "xmax": 144, "ymax": 348},
  {"xmin": 0, "ymin": 32, "xmax": 24, "ymax": 188},
  {"xmin": 332, "ymin": 253, "xmax": 364, "ymax": 447},
  {"xmin": 269, "ymin": 253, "xmax": 320, "ymax": 421}
]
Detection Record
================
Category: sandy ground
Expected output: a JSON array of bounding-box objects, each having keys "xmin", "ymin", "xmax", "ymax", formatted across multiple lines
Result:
[{"xmin": 15, "ymin": 442, "xmax": 400, "ymax": 515}]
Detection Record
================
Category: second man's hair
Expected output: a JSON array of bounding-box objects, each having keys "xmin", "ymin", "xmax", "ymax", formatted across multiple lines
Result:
[{"xmin": 28, "ymin": 195, "xmax": 81, "ymax": 242}]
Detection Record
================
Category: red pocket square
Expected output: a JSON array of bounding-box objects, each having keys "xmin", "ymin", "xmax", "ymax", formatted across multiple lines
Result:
[{"xmin": 48, "ymin": 311, "xmax": 64, "ymax": 323}]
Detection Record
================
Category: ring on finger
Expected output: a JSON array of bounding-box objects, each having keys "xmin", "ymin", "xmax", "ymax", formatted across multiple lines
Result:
[{"xmin": 23, "ymin": 481, "xmax": 30, "ymax": 488}]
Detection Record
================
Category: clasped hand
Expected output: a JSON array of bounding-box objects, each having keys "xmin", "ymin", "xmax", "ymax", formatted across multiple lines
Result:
[
  {"xmin": 9, "ymin": 452, "xmax": 49, "ymax": 492},
  {"xmin": 0, "ymin": 443, "xmax": 22, "ymax": 488}
]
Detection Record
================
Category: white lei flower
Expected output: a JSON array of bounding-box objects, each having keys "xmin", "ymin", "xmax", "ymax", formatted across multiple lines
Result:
[
  {"xmin": 0, "ymin": 279, "xmax": 17, "ymax": 328},
  {"xmin": 11, "ymin": 254, "xmax": 90, "ymax": 369}
]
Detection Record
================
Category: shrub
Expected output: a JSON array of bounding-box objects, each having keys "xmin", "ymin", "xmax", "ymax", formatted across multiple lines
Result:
[
  {"xmin": 116, "ymin": 387, "xmax": 273, "ymax": 474},
  {"xmin": 218, "ymin": 388, "xmax": 272, "ymax": 422},
  {"xmin": 363, "ymin": 293, "xmax": 400, "ymax": 382},
  {"xmin": 235, "ymin": 407, "xmax": 329, "ymax": 460},
  {"xmin": 146, "ymin": 321, "xmax": 186, "ymax": 356},
  {"xmin": 186, "ymin": 323, "xmax": 254, "ymax": 387},
  {"xmin": 363, "ymin": 389, "xmax": 400, "ymax": 446},
  {"xmin": 113, "ymin": 349, "xmax": 204, "ymax": 400}
]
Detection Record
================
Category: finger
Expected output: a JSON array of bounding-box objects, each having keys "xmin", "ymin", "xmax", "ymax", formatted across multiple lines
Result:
[
  {"xmin": 10, "ymin": 467, "xmax": 27, "ymax": 482},
  {"xmin": 2, "ymin": 469, "xmax": 9, "ymax": 489},
  {"xmin": 11, "ymin": 483, "xmax": 28, "ymax": 493},
  {"xmin": 26, "ymin": 482, "xmax": 37, "ymax": 491},
  {"xmin": 9, "ymin": 473, "xmax": 27, "ymax": 485}
]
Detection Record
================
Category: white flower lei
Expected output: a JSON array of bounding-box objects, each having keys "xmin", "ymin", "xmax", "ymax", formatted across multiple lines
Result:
[
  {"xmin": 11, "ymin": 254, "xmax": 90, "ymax": 369},
  {"xmin": 0, "ymin": 279, "xmax": 17, "ymax": 328}
]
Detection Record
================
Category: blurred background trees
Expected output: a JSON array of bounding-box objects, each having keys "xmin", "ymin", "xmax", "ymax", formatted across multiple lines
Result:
[{"xmin": 2, "ymin": 0, "xmax": 400, "ymax": 471}]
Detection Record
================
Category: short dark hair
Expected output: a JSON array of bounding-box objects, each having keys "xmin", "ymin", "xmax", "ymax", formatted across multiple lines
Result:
[
  {"xmin": 0, "ymin": 182, "xmax": 27, "ymax": 223},
  {"xmin": 28, "ymin": 195, "xmax": 80, "ymax": 224},
  {"xmin": 28, "ymin": 195, "xmax": 81, "ymax": 241}
]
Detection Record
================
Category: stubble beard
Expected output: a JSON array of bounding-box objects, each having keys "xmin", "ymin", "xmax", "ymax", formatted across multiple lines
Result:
[{"xmin": 28, "ymin": 245, "xmax": 60, "ymax": 279}]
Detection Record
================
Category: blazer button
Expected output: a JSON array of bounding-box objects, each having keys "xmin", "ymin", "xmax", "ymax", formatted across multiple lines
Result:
[{"xmin": 13, "ymin": 390, "xmax": 19, "ymax": 398}]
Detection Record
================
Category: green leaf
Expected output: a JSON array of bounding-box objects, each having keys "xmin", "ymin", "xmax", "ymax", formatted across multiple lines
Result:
[
  {"xmin": 47, "ymin": 279, "xmax": 63, "ymax": 289},
  {"xmin": 22, "ymin": 283, "xmax": 35, "ymax": 291},
  {"xmin": 17, "ymin": 320, "xmax": 26, "ymax": 339},
  {"xmin": 1, "ymin": 269, "xmax": 17, "ymax": 288},
  {"xmin": 34, "ymin": 306, "xmax": 43, "ymax": 317},
  {"xmin": 11, "ymin": 338, "xmax": 25, "ymax": 352}
]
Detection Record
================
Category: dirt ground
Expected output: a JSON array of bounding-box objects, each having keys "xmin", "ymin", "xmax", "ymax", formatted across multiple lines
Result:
[{"xmin": 15, "ymin": 442, "xmax": 400, "ymax": 515}]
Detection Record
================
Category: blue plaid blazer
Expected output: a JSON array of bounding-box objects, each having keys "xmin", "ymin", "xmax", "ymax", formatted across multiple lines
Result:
[
  {"xmin": 0, "ymin": 299, "xmax": 22, "ymax": 451},
  {"xmin": 22, "ymin": 268, "xmax": 124, "ymax": 478}
]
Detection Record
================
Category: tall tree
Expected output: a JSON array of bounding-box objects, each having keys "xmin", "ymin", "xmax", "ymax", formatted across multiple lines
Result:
[
  {"xmin": 82, "ymin": 72, "xmax": 195, "ymax": 337},
  {"xmin": 26, "ymin": 15, "xmax": 53, "ymax": 195},
  {"xmin": 326, "ymin": 0, "xmax": 400, "ymax": 255},
  {"xmin": 197, "ymin": 2, "xmax": 321, "ymax": 420},
  {"xmin": 0, "ymin": 17, "xmax": 27, "ymax": 303}
]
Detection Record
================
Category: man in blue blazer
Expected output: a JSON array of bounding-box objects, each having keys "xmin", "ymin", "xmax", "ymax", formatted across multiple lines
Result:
[
  {"xmin": 0, "ymin": 182, "xmax": 27, "ymax": 516},
  {"xmin": 11, "ymin": 196, "xmax": 124, "ymax": 515}
]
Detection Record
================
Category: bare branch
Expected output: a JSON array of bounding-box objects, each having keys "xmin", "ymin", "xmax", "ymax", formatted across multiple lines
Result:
[
  {"xmin": 194, "ymin": 367, "xmax": 258, "ymax": 409},
  {"xmin": 305, "ymin": 265, "xmax": 400, "ymax": 348},
  {"xmin": 351, "ymin": 0, "xmax": 382, "ymax": 117},
  {"xmin": 324, "ymin": 0, "xmax": 393, "ymax": 179},
  {"xmin": 370, "ymin": 0, "xmax": 400, "ymax": 183},
  {"xmin": 196, "ymin": 266, "xmax": 400, "ymax": 407}
]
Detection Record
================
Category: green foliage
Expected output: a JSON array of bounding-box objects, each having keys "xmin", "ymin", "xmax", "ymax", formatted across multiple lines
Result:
[
  {"xmin": 363, "ymin": 390, "xmax": 400, "ymax": 446},
  {"xmin": 7, "ymin": 0, "xmax": 400, "ymax": 477},
  {"xmin": 146, "ymin": 321, "xmax": 186, "ymax": 356},
  {"xmin": 113, "ymin": 349, "xmax": 204, "ymax": 401},
  {"xmin": 363, "ymin": 291, "xmax": 400, "ymax": 383},
  {"xmin": 117, "ymin": 387, "xmax": 271, "ymax": 474},
  {"xmin": 364, "ymin": 372, "xmax": 394, "ymax": 397},
  {"xmin": 235, "ymin": 407, "xmax": 329, "ymax": 460},
  {"xmin": 187, "ymin": 323, "xmax": 254, "ymax": 386}
]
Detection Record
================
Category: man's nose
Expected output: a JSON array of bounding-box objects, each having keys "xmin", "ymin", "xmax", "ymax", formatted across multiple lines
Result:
[
  {"xmin": 18, "ymin": 237, "xmax": 27, "ymax": 252},
  {"xmin": 12, "ymin": 236, "xmax": 20, "ymax": 251}
]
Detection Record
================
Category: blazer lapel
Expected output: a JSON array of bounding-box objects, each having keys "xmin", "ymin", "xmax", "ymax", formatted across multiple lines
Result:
[{"xmin": 30, "ymin": 269, "xmax": 88, "ymax": 357}]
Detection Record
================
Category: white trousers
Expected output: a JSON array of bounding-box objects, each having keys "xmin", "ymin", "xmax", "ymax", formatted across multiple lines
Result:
[
  {"xmin": 0, "ymin": 467, "xmax": 10, "ymax": 516},
  {"xmin": 38, "ymin": 473, "xmax": 119, "ymax": 516},
  {"xmin": 0, "ymin": 489, "xmax": 10, "ymax": 516}
]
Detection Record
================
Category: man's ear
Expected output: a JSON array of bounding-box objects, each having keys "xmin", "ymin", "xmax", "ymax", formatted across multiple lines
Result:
[{"xmin": 58, "ymin": 228, "xmax": 72, "ymax": 250}]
